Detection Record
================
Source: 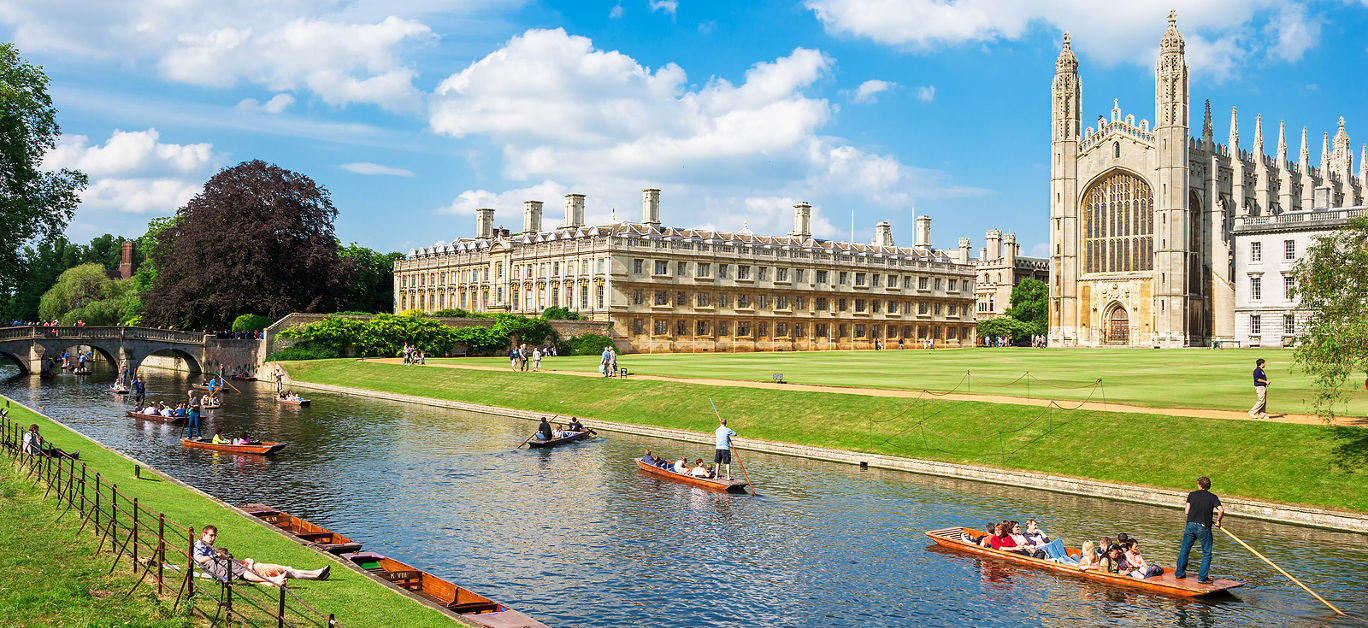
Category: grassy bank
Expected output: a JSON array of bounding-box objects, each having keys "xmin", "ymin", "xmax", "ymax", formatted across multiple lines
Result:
[
  {"xmin": 441, "ymin": 347, "xmax": 1368, "ymax": 416},
  {"xmin": 287, "ymin": 359, "xmax": 1368, "ymax": 513},
  {"xmin": 0, "ymin": 399, "xmax": 457, "ymax": 627},
  {"xmin": 0, "ymin": 460, "xmax": 198, "ymax": 627}
]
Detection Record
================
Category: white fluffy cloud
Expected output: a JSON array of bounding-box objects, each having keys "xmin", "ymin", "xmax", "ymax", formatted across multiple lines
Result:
[
  {"xmin": 916, "ymin": 85, "xmax": 935, "ymax": 102},
  {"xmin": 43, "ymin": 128, "xmax": 219, "ymax": 213},
  {"xmin": 805, "ymin": 0, "xmax": 1320, "ymax": 77},
  {"xmin": 341, "ymin": 162, "xmax": 416, "ymax": 177},
  {"xmin": 235, "ymin": 94, "xmax": 296, "ymax": 114},
  {"xmin": 850, "ymin": 79, "xmax": 894, "ymax": 104},
  {"xmin": 650, "ymin": 0, "xmax": 678, "ymax": 15}
]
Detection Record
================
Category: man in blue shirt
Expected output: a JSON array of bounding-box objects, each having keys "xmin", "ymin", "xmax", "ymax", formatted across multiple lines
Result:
[
  {"xmin": 1249, "ymin": 358, "xmax": 1269, "ymax": 419},
  {"xmin": 714, "ymin": 418, "xmax": 737, "ymax": 479},
  {"xmin": 600, "ymin": 347, "xmax": 613, "ymax": 377}
]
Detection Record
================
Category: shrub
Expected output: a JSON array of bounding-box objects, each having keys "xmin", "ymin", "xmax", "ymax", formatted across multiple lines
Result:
[
  {"xmin": 431, "ymin": 308, "xmax": 491, "ymax": 318},
  {"xmin": 266, "ymin": 341, "xmax": 342, "ymax": 361},
  {"xmin": 568, "ymin": 333, "xmax": 615, "ymax": 356},
  {"xmin": 541, "ymin": 306, "xmax": 582, "ymax": 320},
  {"xmin": 232, "ymin": 314, "xmax": 273, "ymax": 332}
]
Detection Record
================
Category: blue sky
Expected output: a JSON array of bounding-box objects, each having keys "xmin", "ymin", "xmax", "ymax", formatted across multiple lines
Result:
[{"xmin": 6, "ymin": 0, "xmax": 1366, "ymax": 257}]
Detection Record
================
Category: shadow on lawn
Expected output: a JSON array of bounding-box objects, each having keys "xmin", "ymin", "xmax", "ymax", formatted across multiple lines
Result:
[{"xmin": 1330, "ymin": 426, "xmax": 1368, "ymax": 470}]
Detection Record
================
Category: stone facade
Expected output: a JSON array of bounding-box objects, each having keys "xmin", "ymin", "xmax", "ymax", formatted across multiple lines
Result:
[
  {"xmin": 1049, "ymin": 12, "xmax": 1366, "ymax": 347},
  {"xmin": 394, "ymin": 191, "xmax": 977, "ymax": 353},
  {"xmin": 948, "ymin": 230, "xmax": 1049, "ymax": 319},
  {"xmin": 1232, "ymin": 205, "xmax": 1365, "ymax": 346}
]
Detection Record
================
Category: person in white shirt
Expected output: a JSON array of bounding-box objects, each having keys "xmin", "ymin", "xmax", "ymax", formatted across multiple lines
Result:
[{"xmin": 673, "ymin": 457, "xmax": 689, "ymax": 474}]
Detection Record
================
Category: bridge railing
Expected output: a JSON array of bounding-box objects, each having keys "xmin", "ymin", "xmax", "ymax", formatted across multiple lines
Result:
[{"xmin": 0, "ymin": 326, "xmax": 207, "ymax": 345}]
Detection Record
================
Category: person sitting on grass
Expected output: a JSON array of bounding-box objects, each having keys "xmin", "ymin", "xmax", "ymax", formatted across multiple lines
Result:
[{"xmin": 193, "ymin": 526, "xmax": 329, "ymax": 586}]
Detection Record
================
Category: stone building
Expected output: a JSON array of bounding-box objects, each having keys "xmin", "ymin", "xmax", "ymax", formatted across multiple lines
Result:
[
  {"xmin": 393, "ymin": 190, "xmax": 977, "ymax": 353},
  {"xmin": 1048, "ymin": 12, "xmax": 1366, "ymax": 347},
  {"xmin": 947, "ymin": 230, "xmax": 1049, "ymax": 319},
  {"xmin": 1232, "ymin": 204, "xmax": 1365, "ymax": 347}
]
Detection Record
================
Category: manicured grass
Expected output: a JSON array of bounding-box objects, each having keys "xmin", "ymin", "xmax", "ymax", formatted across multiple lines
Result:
[
  {"xmin": 0, "ymin": 399, "xmax": 457, "ymax": 627},
  {"xmin": 443, "ymin": 347, "xmax": 1368, "ymax": 416},
  {"xmin": 0, "ymin": 462, "xmax": 199, "ymax": 627},
  {"xmin": 286, "ymin": 359, "xmax": 1368, "ymax": 513}
]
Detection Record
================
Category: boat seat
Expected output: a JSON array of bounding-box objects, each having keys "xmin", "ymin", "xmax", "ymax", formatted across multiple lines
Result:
[
  {"xmin": 449, "ymin": 602, "xmax": 503, "ymax": 614},
  {"xmin": 295, "ymin": 531, "xmax": 335, "ymax": 541},
  {"xmin": 384, "ymin": 570, "xmax": 423, "ymax": 589}
]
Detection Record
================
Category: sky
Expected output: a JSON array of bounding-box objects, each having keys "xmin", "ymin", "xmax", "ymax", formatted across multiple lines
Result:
[{"xmin": 5, "ymin": 0, "xmax": 1366, "ymax": 258}]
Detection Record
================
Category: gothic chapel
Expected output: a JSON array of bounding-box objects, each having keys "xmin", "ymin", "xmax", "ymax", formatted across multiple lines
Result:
[{"xmin": 1048, "ymin": 11, "xmax": 1366, "ymax": 347}]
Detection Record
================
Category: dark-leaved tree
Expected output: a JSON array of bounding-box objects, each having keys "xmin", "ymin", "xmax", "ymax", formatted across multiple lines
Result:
[{"xmin": 143, "ymin": 160, "xmax": 351, "ymax": 329}]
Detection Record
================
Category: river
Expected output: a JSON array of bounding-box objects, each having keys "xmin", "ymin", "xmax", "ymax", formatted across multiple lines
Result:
[{"xmin": 2, "ymin": 366, "xmax": 1363, "ymax": 627}]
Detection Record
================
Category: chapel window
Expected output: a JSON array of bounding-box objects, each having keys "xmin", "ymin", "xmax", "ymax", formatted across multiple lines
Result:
[{"xmin": 1082, "ymin": 170, "xmax": 1153, "ymax": 274}]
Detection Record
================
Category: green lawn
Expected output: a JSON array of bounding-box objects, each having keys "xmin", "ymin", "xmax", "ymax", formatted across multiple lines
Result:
[
  {"xmin": 0, "ymin": 399, "xmax": 457, "ymax": 627},
  {"xmin": 286, "ymin": 359, "xmax": 1368, "ymax": 513},
  {"xmin": 442, "ymin": 347, "xmax": 1368, "ymax": 416}
]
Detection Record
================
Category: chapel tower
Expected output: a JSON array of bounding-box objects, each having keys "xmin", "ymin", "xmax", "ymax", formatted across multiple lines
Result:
[
  {"xmin": 1047, "ymin": 33, "xmax": 1081, "ymax": 345},
  {"xmin": 1152, "ymin": 10, "xmax": 1195, "ymax": 346}
]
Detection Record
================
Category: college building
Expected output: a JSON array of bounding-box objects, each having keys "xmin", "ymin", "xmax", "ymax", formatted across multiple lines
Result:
[{"xmin": 393, "ymin": 190, "xmax": 978, "ymax": 353}]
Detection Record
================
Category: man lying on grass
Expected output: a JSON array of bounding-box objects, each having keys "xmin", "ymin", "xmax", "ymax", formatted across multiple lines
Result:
[{"xmin": 194, "ymin": 525, "xmax": 329, "ymax": 586}]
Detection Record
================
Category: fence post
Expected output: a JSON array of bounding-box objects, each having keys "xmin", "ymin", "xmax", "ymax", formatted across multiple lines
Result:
[
  {"xmin": 93, "ymin": 473, "xmax": 101, "ymax": 531},
  {"xmin": 131, "ymin": 498, "xmax": 139, "ymax": 572},
  {"xmin": 186, "ymin": 527, "xmax": 195, "ymax": 600},
  {"xmin": 156, "ymin": 515, "xmax": 165, "ymax": 591},
  {"xmin": 79, "ymin": 464, "xmax": 87, "ymax": 517},
  {"xmin": 224, "ymin": 579, "xmax": 233, "ymax": 625},
  {"xmin": 110, "ymin": 482, "xmax": 117, "ymax": 545},
  {"xmin": 329, "ymin": 613, "xmax": 336, "ymax": 626},
  {"xmin": 278, "ymin": 585, "xmax": 287, "ymax": 627}
]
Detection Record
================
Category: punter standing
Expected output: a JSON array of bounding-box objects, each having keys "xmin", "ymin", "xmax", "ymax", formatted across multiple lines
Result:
[
  {"xmin": 1175, "ymin": 476, "xmax": 1224, "ymax": 584},
  {"xmin": 1249, "ymin": 358, "xmax": 1270, "ymax": 419},
  {"xmin": 714, "ymin": 418, "xmax": 737, "ymax": 479}
]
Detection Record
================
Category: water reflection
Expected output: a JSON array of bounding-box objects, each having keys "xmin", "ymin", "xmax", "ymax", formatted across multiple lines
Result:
[{"xmin": 1, "ymin": 365, "xmax": 1364, "ymax": 627}]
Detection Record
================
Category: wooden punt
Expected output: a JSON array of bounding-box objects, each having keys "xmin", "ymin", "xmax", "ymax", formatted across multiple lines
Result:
[
  {"xmin": 635, "ymin": 459, "xmax": 749, "ymax": 493},
  {"xmin": 275, "ymin": 396, "xmax": 310, "ymax": 406},
  {"xmin": 191, "ymin": 384, "xmax": 232, "ymax": 393},
  {"xmin": 525, "ymin": 430, "xmax": 592, "ymax": 448},
  {"xmin": 110, "ymin": 384, "xmax": 130, "ymax": 394},
  {"xmin": 343, "ymin": 552, "xmax": 549, "ymax": 628},
  {"xmin": 125, "ymin": 410, "xmax": 183, "ymax": 424},
  {"xmin": 239, "ymin": 504, "xmax": 361, "ymax": 554},
  {"xmin": 181, "ymin": 438, "xmax": 285, "ymax": 455},
  {"xmin": 925, "ymin": 526, "xmax": 1243, "ymax": 597}
]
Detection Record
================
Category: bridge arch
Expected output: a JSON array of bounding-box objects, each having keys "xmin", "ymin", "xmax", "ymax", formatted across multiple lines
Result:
[
  {"xmin": 135, "ymin": 347, "xmax": 204, "ymax": 376},
  {"xmin": 0, "ymin": 349, "xmax": 30, "ymax": 375},
  {"xmin": 52, "ymin": 342, "xmax": 121, "ymax": 372}
]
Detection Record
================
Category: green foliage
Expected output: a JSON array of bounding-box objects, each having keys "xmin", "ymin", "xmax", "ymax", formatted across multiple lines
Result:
[
  {"xmin": 1, "ymin": 233, "xmax": 136, "ymax": 322},
  {"xmin": 0, "ymin": 44, "xmax": 88, "ymax": 296},
  {"xmin": 568, "ymin": 333, "xmax": 615, "ymax": 356},
  {"xmin": 265, "ymin": 341, "xmax": 342, "ymax": 361},
  {"xmin": 1293, "ymin": 215, "xmax": 1368, "ymax": 421},
  {"xmin": 492, "ymin": 313, "xmax": 552, "ymax": 346},
  {"xmin": 36, "ymin": 264, "xmax": 137, "ymax": 325},
  {"xmin": 1004, "ymin": 278, "xmax": 1048, "ymax": 337},
  {"xmin": 541, "ymin": 306, "xmax": 583, "ymax": 320},
  {"xmin": 281, "ymin": 312, "xmax": 557, "ymax": 357},
  {"xmin": 231, "ymin": 314, "xmax": 273, "ymax": 332},
  {"xmin": 976, "ymin": 317, "xmax": 1036, "ymax": 344},
  {"xmin": 430, "ymin": 308, "xmax": 491, "ymax": 318},
  {"xmin": 337, "ymin": 243, "xmax": 403, "ymax": 314},
  {"xmin": 398, "ymin": 308, "xmax": 426, "ymax": 317}
]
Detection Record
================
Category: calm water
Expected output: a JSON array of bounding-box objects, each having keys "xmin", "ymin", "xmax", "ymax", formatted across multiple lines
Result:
[{"xmin": 2, "ymin": 366, "xmax": 1365, "ymax": 627}]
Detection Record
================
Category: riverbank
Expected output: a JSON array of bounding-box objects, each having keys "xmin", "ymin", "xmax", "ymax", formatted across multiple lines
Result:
[
  {"xmin": 281, "ymin": 359, "xmax": 1368, "ymax": 518},
  {"xmin": 0, "ymin": 397, "xmax": 460, "ymax": 627}
]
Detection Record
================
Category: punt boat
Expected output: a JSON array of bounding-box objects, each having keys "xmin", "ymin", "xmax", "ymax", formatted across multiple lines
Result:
[
  {"xmin": 110, "ymin": 384, "xmax": 130, "ymax": 394},
  {"xmin": 924, "ymin": 526, "xmax": 1243, "ymax": 597},
  {"xmin": 275, "ymin": 396, "xmax": 310, "ymax": 407},
  {"xmin": 525, "ymin": 430, "xmax": 592, "ymax": 448},
  {"xmin": 343, "ymin": 552, "xmax": 549, "ymax": 628},
  {"xmin": 191, "ymin": 384, "xmax": 232, "ymax": 393},
  {"xmin": 125, "ymin": 410, "xmax": 182, "ymax": 424},
  {"xmin": 635, "ymin": 459, "xmax": 749, "ymax": 493},
  {"xmin": 181, "ymin": 438, "xmax": 285, "ymax": 455},
  {"xmin": 240, "ymin": 504, "xmax": 361, "ymax": 554}
]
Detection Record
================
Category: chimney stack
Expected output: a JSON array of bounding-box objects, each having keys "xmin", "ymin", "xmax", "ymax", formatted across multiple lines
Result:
[
  {"xmin": 1004, "ymin": 233, "xmax": 1017, "ymax": 266},
  {"xmin": 873, "ymin": 221, "xmax": 894, "ymax": 247},
  {"xmin": 523, "ymin": 201, "xmax": 543, "ymax": 234},
  {"xmin": 642, "ymin": 188, "xmax": 661, "ymax": 229},
  {"xmin": 986, "ymin": 229, "xmax": 1002, "ymax": 260},
  {"xmin": 915, "ymin": 215, "xmax": 932, "ymax": 251},
  {"xmin": 954, "ymin": 237, "xmax": 972, "ymax": 264},
  {"xmin": 119, "ymin": 241, "xmax": 134, "ymax": 279},
  {"xmin": 790, "ymin": 202, "xmax": 812, "ymax": 240},
  {"xmin": 564, "ymin": 193, "xmax": 585, "ymax": 228},
  {"xmin": 476, "ymin": 208, "xmax": 495, "ymax": 239}
]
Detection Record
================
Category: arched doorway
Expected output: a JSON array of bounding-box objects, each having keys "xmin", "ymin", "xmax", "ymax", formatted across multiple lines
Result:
[{"xmin": 1105, "ymin": 304, "xmax": 1130, "ymax": 344}]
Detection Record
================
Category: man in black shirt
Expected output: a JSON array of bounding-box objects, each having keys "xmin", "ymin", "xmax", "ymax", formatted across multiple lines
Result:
[
  {"xmin": 1249, "ymin": 358, "xmax": 1270, "ymax": 419},
  {"xmin": 1174, "ymin": 476, "xmax": 1224, "ymax": 583}
]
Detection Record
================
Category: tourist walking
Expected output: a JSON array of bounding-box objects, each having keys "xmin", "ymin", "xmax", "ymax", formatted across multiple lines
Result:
[
  {"xmin": 609, "ymin": 347, "xmax": 618, "ymax": 377},
  {"xmin": 1174, "ymin": 476, "xmax": 1224, "ymax": 584},
  {"xmin": 1249, "ymin": 358, "xmax": 1269, "ymax": 419},
  {"xmin": 531, "ymin": 347, "xmax": 542, "ymax": 371},
  {"xmin": 714, "ymin": 418, "xmax": 737, "ymax": 479},
  {"xmin": 518, "ymin": 344, "xmax": 529, "ymax": 371},
  {"xmin": 600, "ymin": 346, "xmax": 612, "ymax": 377}
]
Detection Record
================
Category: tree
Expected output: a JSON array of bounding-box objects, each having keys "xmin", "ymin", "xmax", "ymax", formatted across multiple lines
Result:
[
  {"xmin": 337, "ymin": 243, "xmax": 403, "ymax": 313},
  {"xmin": 37, "ymin": 263, "xmax": 136, "ymax": 325},
  {"xmin": 1292, "ymin": 215, "xmax": 1368, "ymax": 421},
  {"xmin": 143, "ymin": 161, "xmax": 351, "ymax": 329},
  {"xmin": 1004, "ymin": 277, "xmax": 1048, "ymax": 337},
  {"xmin": 976, "ymin": 316, "xmax": 1036, "ymax": 344},
  {"xmin": 0, "ymin": 44, "xmax": 87, "ymax": 295}
]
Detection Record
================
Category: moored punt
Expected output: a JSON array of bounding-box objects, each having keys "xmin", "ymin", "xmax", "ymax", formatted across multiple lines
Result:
[
  {"xmin": 525, "ymin": 430, "xmax": 592, "ymax": 448},
  {"xmin": 240, "ymin": 504, "xmax": 361, "ymax": 554},
  {"xmin": 343, "ymin": 552, "xmax": 549, "ymax": 628},
  {"xmin": 924, "ymin": 527, "xmax": 1243, "ymax": 597},
  {"xmin": 275, "ymin": 396, "xmax": 310, "ymax": 406},
  {"xmin": 181, "ymin": 438, "xmax": 285, "ymax": 455},
  {"xmin": 125, "ymin": 410, "xmax": 183, "ymax": 424},
  {"xmin": 635, "ymin": 459, "xmax": 749, "ymax": 493}
]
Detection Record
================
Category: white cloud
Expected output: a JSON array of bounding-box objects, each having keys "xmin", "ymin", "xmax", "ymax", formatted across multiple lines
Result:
[
  {"xmin": 341, "ymin": 162, "xmax": 417, "ymax": 177},
  {"xmin": 42, "ymin": 128, "xmax": 219, "ymax": 214},
  {"xmin": 916, "ymin": 85, "xmax": 935, "ymax": 102},
  {"xmin": 235, "ymin": 93, "xmax": 296, "ymax": 114},
  {"xmin": 850, "ymin": 79, "xmax": 894, "ymax": 104},
  {"xmin": 650, "ymin": 0, "xmax": 678, "ymax": 15},
  {"xmin": 610, "ymin": 3, "xmax": 624, "ymax": 19},
  {"xmin": 805, "ymin": 0, "xmax": 1314, "ymax": 78}
]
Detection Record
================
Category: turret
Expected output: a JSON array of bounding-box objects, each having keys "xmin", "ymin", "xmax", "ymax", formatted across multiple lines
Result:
[
  {"xmin": 953, "ymin": 237, "xmax": 972, "ymax": 265},
  {"xmin": 873, "ymin": 221, "xmax": 894, "ymax": 247},
  {"xmin": 790, "ymin": 202, "xmax": 812, "ymax": 240},
  {"xmin": 1153, "ymin": 10, "xmax": 1192, "ymax": 346},
  {"xmin": 475, "ymin": 207, "xmax": 494, "ymax": 239},
  {"xmin": 1004, "ymin": 233, "xmax": 1018, "ymax": 267},
  {"xmin": 1049, "ymin": 31, "xmax": 1082, "ymax": 345},
  {"xmin": 1277, "ymin": 121, "xmax": 1294, "ymax": 212},
  {"xmin": 915, "ymin": 215, "xmax": 932, "ymax": 251},
  {"xmin": 986, "ymin": 229, "xmax": 1002, "ymax": 260},
  {"xmin": 523, "ymin": 200, "xmax": 543, "ymax": 234},
  {"xmin": 563, "ymin": 193, "xmax": 585, "ymax": 228},
  {"xmin": 642, "ymin": 188, "xmax": 661, "ymax": 229}
]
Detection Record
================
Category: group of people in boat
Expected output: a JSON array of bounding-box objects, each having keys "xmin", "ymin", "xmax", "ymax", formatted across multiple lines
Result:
[
  {"xmin": 969, "ymin": 519, "xmax": 1165, "ymax": 579},
  {"xmin": 192, "ymin": 428, "xmax": 261, "ymax": 446},
  {"xmin": 533, "ymin": 416, "xmax": 585, "ymax": 441},
  {"xmin": 134, "ymin": 401, "xmax": 191, "ymax": 418},
  {"xmin": 640, "ymin": 450, "xmax": 723, "ymax": 479},
  {"xmin": 276, "ymin": 390, "xmax": 304, "ymax": 402}
]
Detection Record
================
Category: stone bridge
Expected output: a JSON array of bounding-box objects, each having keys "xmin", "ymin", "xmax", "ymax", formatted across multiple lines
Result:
[{"xmin": 0, "ymin": 326, "xmax": 262, "ymax": 377}]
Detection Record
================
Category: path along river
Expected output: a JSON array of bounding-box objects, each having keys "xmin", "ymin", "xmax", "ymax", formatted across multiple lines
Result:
[{"xmin": 2, "ymin": 367, "xmax": 1365, "ymax": 627}]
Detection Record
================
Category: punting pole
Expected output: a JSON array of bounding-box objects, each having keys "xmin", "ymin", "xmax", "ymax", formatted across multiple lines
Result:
[
  {"xmin": 1220, "ymin": 527, "xmax": 1344, "ymax": 616},
  {"xmin": 709, "ymin": 398, "xmax": 754, "ymax": 495},
  {"xmin": 517, "ymin": 414, "xmax": 558, "ymax": 448}
]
